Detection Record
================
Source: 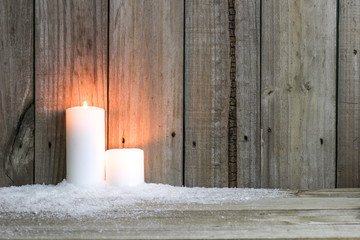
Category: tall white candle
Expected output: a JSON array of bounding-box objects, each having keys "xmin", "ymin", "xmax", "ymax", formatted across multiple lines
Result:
[
  {"xmin": 66, "ymin": 102, "xmax": 105, "ymax": 185},
  {"xmin": 105, "ymin": 149, "xmax": 144, "ymax": 186}
]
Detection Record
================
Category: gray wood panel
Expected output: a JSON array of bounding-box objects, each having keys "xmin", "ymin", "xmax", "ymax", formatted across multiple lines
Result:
[
  {"xmin": 235, "ymin": 0, "xmax": 261, "ymax": 188},
  {"xmin": 184, "ymin": 0, "xmax": 230, "ymax": 187},
  {"xmin": 0, "ymin": 0, "xmax": 34, "ymax": 186},
  {"xmin": 108, "ymin": 0, "xmax": 184, "ymax": 185},
  {"xmin": 35, "ymin": 0, "xmax": 108, "ymax": 184},
  {"xmin": 337, "ymin": 0, "xmax": 360, "ymax": 188},
  {"xmin": 261, "ymin": 0, "xmax": 337, "ymax": 189}
]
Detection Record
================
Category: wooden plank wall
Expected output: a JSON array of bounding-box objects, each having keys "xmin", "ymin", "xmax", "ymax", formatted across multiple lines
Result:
[
  {"xmin": 261, "ymin": 0, "xmax": 337, "ymax": 189},
  {"xmin": 184, "ymin": 0, "xmax": 261, "ymax": 188},
  {"xmin": 0, "ymin": 0, "xmax": 34, "ymax": 186},
  {"xmin": 235, "ymin": 0, "xmax": 260, "ymax": 188},
  {"xmin": 337, "ymin": 0, "xmax": 360, "ymax": 187},
  {"xmin": 35, "ymin": 0, "xmax": 108, "ymax": 184},
  {"xmin": 0, "ymin": 0, "xmax": 359, "ymax": 189},
  {"xmin": 184, "ymin": 0, "xmax": 230, "ymax": 188},
  {"xmin": 109, "ymin": 0, "xmax": 183, "ymax": 185}
]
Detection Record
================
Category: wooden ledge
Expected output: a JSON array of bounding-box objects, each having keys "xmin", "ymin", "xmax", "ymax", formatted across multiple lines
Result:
[{"xmin": 1, "ymin": 189, "xmax": 360, "ymax": 239}]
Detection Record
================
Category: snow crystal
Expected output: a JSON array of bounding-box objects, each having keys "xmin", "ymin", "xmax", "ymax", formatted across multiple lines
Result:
[{"xmin": 0, "ymin": 181, "xmax": 285, "ymax": 218}]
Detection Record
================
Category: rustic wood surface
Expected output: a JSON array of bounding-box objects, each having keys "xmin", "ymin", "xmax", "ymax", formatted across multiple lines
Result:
[
  {"xmin": 1, "ymin": 189, "xmax": 360, "ymax": 239},
  {"xmin": 2, "ymin": 0, "xmax": 360, "ymax": 189},
  {"xmin": 184, "ymin": 0, "xmax": 230, "ymax": 187},
  {"xmin": 35, "ymin": 0, "xmax": 107, "ymax": 184},
  {"xmin": 261, "ymin": 0, "xmax": 337, "ymax": 189},
  {"xmin": 108, "ymin": 0, "xmax": 184, "ymax": 186},
  {"xmin": 235, "ymin": 0, "xmax": 260, "ymax": 188},
  {"xmin": 0, "ymin": 0, "xmax": 34, "ymax": 187},
  {"xmin": 337, "ymin": 0, "xmax": 360, "ymax": 188}
]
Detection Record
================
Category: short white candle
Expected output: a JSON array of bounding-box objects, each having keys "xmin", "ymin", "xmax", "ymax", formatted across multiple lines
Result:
[
  {"xmin": 66, "ymin": 101, "xmax": 105, "ymax": 185},
  {"xmin": 105, "ymin": 149, "xmax": 144, "ymax": 186}
]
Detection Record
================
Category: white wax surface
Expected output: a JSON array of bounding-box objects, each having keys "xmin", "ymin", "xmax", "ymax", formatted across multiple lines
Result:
[
  {"xmin": 66, "ymin": 106, "xmax": 105, "ymax": 185},
  {"xmin": 105, "ymin": 149, "xmax": 144, "ymax": 186}
]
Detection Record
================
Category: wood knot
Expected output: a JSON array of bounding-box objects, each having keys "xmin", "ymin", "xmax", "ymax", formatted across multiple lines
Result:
[
  {"xmin": 286, "ymin": 84, "xmax": 293, "ymax": 92},
  {"xmin": 304, "ymin": 82, "xmax": 311, "ymax": 91}
]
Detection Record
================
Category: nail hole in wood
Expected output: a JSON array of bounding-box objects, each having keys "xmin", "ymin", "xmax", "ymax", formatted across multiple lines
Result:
[
  {"xmin": 267, "ymin": 128, "xmax": 272, "ymax": 133},
  {"xmin": 87, "ymin": 39, "xmax": 92, "ymax": 49},
  {"xmin": 320, "ymin": 138, "xmax": 323, "ymax": 145},
  {"xmin": 122, "ymin": 138, "xmax": 125, "ymax": 144},
  {"xmin": 19, "ymin": 144, "xmax": 22, "ymax": 149},
  {"xmin": 192, "ymin": 141, "xmax": 196, "ymax": 147},
  {"xmin": 354, "ymin": 49, "xmax": 357, "ymax": 55},
  {"xmin": 48, "ymin": 142, "xmax": 51, "ymax": 148},
  {"xmin": 244, "ymin": 135, "xmax": 248, "ymax": 141},
  {"xmin": 171, "ymin": 132, "xmax": 176, "ymax": 138}
]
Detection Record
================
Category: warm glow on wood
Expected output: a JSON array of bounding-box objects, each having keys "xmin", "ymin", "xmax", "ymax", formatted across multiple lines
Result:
[{"xmin": 83, "ymin": 101, "xmax": 88, "ymax": 107}]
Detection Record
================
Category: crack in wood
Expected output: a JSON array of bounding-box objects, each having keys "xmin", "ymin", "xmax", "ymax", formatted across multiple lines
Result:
[
  {"xmin": 8, "ymin": 102, "xmax": 34, "ymax": 155},
  {"xmin": 228, "ymin": 0, "xmax": 237, "ymax": 188},
  {"xmin": 4, "ymin": 102, "xmax": 34, "ymax": 185},
  {"xmin": 4, "ymin": 171, "xmax": 15, "ymax": 184}
]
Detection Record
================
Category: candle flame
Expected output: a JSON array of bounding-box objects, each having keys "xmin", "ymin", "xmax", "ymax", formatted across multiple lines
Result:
[{"xmin": 83, "ymin": 101, "xmax": 88, "ymax": 107}]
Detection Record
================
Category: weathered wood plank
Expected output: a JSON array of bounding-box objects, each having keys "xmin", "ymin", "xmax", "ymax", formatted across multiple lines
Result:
[
  {"xmin": 235, "ymin": 0, "xmax": 260, "ymax": 188},
  {"xmin": 0, "ymin": 0, "xmax": 34, "ymax": 186},
  {"xmin": 261, "ymin": 0, "xmax": 337, "ymax": 189},
  {"xmin": 2, "ymin": 189, "xmax": 360, "ymax": 239},
  {"xmin": 184, "ymin": 0, "xmax": 230, "ymax": 187},
  {"xmin": 35, "ymin": 0, "xmax": 108, "ymax": 184},
  {"xmin": 108, "ymin": 0, "xmax": 183, "ymax": 185},
  {"xmin": 1, "ymin": 210, "xmax": 360, "ymax": 239},
  {"xmin": 337, "ymin": 0, "xmax": 360, "ymax": 188}
]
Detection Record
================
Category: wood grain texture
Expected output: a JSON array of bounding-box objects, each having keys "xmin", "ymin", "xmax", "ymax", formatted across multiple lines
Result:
[
  {"xmin": 184, "ymin": 0, "xmax": 230, "ymax": 187},
  {"xmin": 235, "ymin": 0, "xmax": 260, "ymax": 188},
  {"xmin": 261, "ymin": 0, "xmax": 337, "ymax": 189},
  {"xmin": 337, "ymin": 0, "xmax": 360, "ymax": 188},
  {"xmin": 35, "ymin": 0, "xmax": 107, "ymax": 184},
  {"xmin": 0, "ymin": 0, "xmax": 34, "ymax": 186},
  {"xmin": 108, "ymin": 0, "xmax": 183, "ymax": 186},
  {"xmin": 2, "ymin": 189, "xmax": 360, "ymax": 239}
]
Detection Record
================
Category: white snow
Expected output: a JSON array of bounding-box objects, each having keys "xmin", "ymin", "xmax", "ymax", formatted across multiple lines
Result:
[{"xmin": 0, "ymin": 181, "xmax": 285, "ymax": 218}]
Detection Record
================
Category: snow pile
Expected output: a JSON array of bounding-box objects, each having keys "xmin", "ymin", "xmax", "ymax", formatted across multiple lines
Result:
[{"xmin": 0, "ymin": 181, "xmax": 285, "ymax": 218}]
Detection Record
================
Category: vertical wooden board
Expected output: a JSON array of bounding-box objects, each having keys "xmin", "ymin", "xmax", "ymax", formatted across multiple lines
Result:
[
  {"xmin": 35, "ymin": 0, "xmax": 107, "ymax": 184},
  {"xmin": 235, "ymin": 0, "xmax": 261, "ymax": 188},
  {"xmin": 337, "ymin": 0, "xmax": 360, "ymax": 187},
  {"xmin": 184, "ymin": 0, "xmax": 230, "ymax": 187},
  {"xmin": 109, "ymin": 0, "xmax": 183, "ymax": 186},
  {"xmin": 261, "ymin": 0, "xmax": 336, "ymax": 189},
  {"xmin": 0, "ymin": 0, "xmax": 34, "ymax": 186}
]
